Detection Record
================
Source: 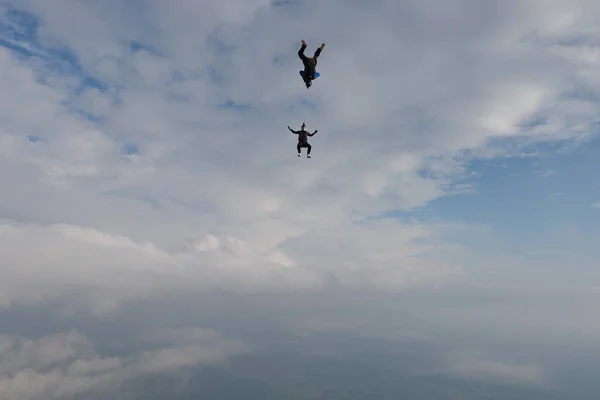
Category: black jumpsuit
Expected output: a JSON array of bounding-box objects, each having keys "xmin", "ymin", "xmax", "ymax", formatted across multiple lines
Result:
[
  {"xmin": 298, "ymin": 44, "xmax": 322, "ymax": 87},
  {"xmin": 288, "ymin": 126, "xmax": 317, "ymax": 155}
]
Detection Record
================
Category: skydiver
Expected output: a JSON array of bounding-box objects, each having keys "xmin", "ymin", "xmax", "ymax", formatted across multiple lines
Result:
[
  {"xmin": 298, "ymin": 40, "xmax": 325, "ymax": 89},
  {"xmin": 288, "ymin": 122, "xmax": 318, "ymax": 158}
]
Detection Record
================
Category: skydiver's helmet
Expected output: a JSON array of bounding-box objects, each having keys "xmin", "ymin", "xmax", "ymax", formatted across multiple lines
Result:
[{"xmin": 301, "ymin": 123, "xmax": 306, "ymax": 130}]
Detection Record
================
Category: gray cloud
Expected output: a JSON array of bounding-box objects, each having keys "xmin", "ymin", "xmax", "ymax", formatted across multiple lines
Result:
[
  {"xmin": 443, "ymin": 358, "xmax": 545, "ymax": 385},
  {"xmin": 0, "ymin": 328, "xmax": 246, "ymax": 400}
]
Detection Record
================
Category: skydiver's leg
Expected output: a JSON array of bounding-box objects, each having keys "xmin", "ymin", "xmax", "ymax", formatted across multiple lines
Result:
[
  {"xmin": 313, "ymin": 44, "xmax": 324, "ymax": 65},
  {"xmin": 298, "ymin": 44, "xmax": 308, "ymax": 63},
  {"xmin": 313, "ymin": 47, "xmax": 322, "ymax": 59},
  {"xmin": 306, "ymin": 143, "xmax": 312, "ymax": 157},
  {"xmin": 297, "ymin": 143, "xmax": 302, "ymax": 156}
]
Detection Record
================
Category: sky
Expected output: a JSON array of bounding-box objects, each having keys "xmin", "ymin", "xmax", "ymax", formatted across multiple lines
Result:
[{"xmin": 1, "ymin": 0, "xmax": 600, "ymax": 398}]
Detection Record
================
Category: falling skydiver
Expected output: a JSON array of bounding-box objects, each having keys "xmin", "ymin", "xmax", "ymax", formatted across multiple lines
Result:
[
  {"xmin": 298, "ymin": 40, "xmax": 325, "ymax": 88},
  {"xmin": 288, "ymin": 123, "xmax": 318, "ymax": 158}
]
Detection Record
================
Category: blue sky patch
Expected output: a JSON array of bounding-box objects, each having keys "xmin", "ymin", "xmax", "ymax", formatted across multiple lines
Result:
[
  {"xmin": 122, "ymin": 143, "xmax": 139, "ymax": 155},
  {"xmin": 0, "ymin": 5, "xmax": 108, "ymax": 96},
  {"xmin": 27, "ymin": 135, "xmax": 42, "ymax": 143},
  {"xmin": 220, "ymin": 99, "xmax": 251, "ymax": 111},
  {"xmin": 129, "ymin": 40, "xmax": 162, "ymax": 57}
]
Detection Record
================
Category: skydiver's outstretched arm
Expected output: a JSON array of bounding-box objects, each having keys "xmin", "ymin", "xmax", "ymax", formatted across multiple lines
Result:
[
  {"xmin": 288, "ymin": 125, "xmax": 299, "ymax": 134},
  {"xmin": 307, "ymin": 129, "xmax": 318, "ymax": 136}
]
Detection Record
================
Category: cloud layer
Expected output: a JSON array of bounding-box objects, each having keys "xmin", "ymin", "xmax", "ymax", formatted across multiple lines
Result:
[
  {"xmin": 0, "ymin": 328, "xmax": 246, "ymax": 400},
  {"xmin": 1, "ymin": 1, "xmax": 600, "ymax": 397},
  {"xmin": 0, "ymin": 0, "xmax": 597, "ymax": 312}
]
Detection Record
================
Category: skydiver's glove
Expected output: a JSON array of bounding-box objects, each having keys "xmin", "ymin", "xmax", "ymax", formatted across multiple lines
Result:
[{"xmin": 315, "ymin": 130, "xmax": 318, "ymax": 133}]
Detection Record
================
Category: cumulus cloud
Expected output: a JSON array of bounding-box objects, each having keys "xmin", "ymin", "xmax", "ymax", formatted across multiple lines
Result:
[
  {"xmin": 0, "ymin": 219, "xmax": 461, "ymax": 313},
  {"xmin": 0, "ymin": 0, "xmax": 598, "ymax": 315},
  {"xmin": 0, "ymin": 328, "xmax": 246, "ymax": 400}
]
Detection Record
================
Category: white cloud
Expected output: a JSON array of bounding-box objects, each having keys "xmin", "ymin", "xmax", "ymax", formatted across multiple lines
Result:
[
  {"xmin": 539, "ymin": 169, "xmax": 557, "ymax": 178},
  {"xmin": 448, "ymin": 359, "xmax": 545, "ymax": 385},
  {"xmin": 0, "ymin": 0, "xmax": 598, "ymax": 313},
  {"xmin": 0, "ymin": 219, "xmax": 461, "ymax": 313},
  {"xmin": 0, "ymin": 328, "xmax": 246, "ymax": 400}
]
